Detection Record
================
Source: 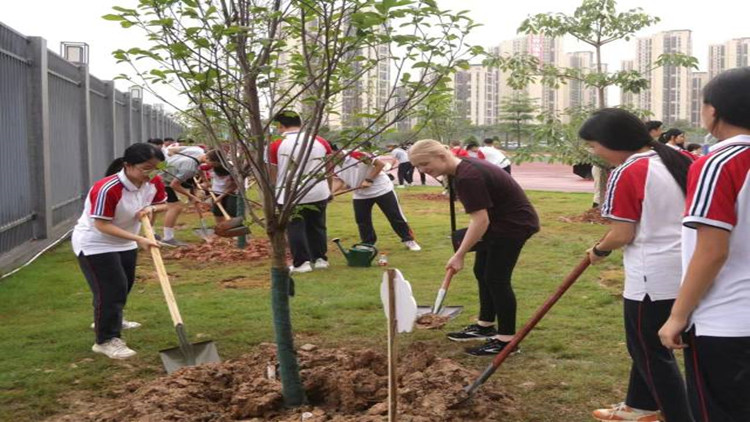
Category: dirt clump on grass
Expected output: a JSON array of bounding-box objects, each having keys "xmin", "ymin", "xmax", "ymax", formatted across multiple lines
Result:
[
  {"xmin": 415, "ymin": 313, "xmax": 451, "ymax": 329},
  {"xmin": 163, "ymin": 237, "xmax": 275, "ymax": 263},
  {"xmin": 558, "ymin": 207, "xmax": 610, "ymax": 225},
  {"xmin": 51, "ymin": 343, "xmax": 514, "ymax": 422},
  {"xmin": 409, "ymin": 193, "xmax": 448, "ymax": 202}
]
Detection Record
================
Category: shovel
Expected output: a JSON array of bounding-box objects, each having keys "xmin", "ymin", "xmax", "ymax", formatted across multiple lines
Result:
[
  {"xmin": 141, "ymin": 216, "xmax": 221, "ymax": 373},
  {"xmin": 431, "ymin": 268, "xmax": 457, "ymax": 314},
  {"xmin": 207, "ymin": 190, "xmax": 250, "ymax": 238},
  {"xmin": 452, "ymin": 256, "xmax": 591, "ymax": 406},
  {"xmin": 191, "ymin": 178, "xmax": 213, "ymax": 241}
]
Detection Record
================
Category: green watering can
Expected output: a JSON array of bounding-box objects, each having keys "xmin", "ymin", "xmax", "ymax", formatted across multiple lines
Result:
[{"xmin": 332, "ymin": 238, "xmax": 378, "ymax": 267}]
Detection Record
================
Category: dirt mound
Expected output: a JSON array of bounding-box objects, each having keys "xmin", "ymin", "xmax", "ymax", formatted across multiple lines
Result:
[
  {"xmin": 51, "ymin": 343, "xmax": 514, "ymax": 422},
  {"xmin": 415, "ymin": 313, "xmax": 451, "ymax": 329},
  {"xmin": 409, "ymin": 193, "xmax": 448, "ymax": 201},
  {"xmin": 164, "ymin": 237, "xmax": 275, "ymax": 263},
  {"xmin": 558, "ymin": 207, "xmax": 610, "ymax": 225}
]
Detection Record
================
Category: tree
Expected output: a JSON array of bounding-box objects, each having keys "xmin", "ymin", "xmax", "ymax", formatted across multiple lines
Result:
[
  {"xmin": 105, "ymin": 0, "xmax": 481, "ymax": 407},
  {"xmin": 498, "ymin": 92, "xmax": 537, "ymax": 148},
  {"xmin": 489, "ymin": 0, "xmax": 698, "ymax": 204}
]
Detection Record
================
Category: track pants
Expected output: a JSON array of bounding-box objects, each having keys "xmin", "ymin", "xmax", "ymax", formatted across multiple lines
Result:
[
  {"xmin": 353, "ymin": 191, "xmax": 413, "ymax": 245},
  {"xmin": 287, "ymin": 200, "xmax": 328, "ymax": 267},
  {"xmin": 397, "ymin": 162, "xmax": 414, "ymax": 185},
  {"xmin": 77, "ymin": 249, "xmax": 138, "ymax": 344},
  {"xmin": 623, "ymin": 296, "xmax": 693, "ymax": 421},
  {"xmin": 474, "ymin": 238, "xmax": 526, "ymax": 335}
]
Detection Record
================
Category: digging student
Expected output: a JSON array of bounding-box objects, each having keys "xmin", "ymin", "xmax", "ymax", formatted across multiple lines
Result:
[
  {"xmin": 72, "ymin": 143, "xmax": 167, "ymax": 359},
  {"xmin": 659, "ymin": 67, "xmax": 750, "ymax": 422},
  {"xmin": 579, "ymin": 109, "xmax": 694, "ymax": 422},
  {"xmin": 203, "ymin": 150, "xmax": 239, "ymax": 224},
  {"xmin": 408, "ymin": 139, "xmax": 539, "ymax": 356},
  {"xmin": 268, "ymin": 110, "xmax": 334, "ymax": 274},
  {"xmin": 158, "ymin": 145, "xmax": 207, "ymax": 246},
  {"xmin": 332, "ymin": 145, "xmax": 421, "ymax": 251}
]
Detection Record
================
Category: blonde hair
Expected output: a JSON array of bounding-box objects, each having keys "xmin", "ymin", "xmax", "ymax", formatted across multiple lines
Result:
[{"xmin": 408, "ymin": 139, "xmax": 449, "ymax": 163}]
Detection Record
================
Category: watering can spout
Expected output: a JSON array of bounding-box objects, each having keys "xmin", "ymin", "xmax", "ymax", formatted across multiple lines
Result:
[{"xmin": 331, "ymin": 238, "xmax": 349, "ymax": 257}]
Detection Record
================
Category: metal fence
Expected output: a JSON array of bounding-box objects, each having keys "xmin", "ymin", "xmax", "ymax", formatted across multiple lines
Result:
[{"xmin": 0, "ymin": 22, "xmax": 184, "ymax": 275}]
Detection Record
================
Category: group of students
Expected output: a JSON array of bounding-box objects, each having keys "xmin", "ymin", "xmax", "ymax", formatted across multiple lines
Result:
[
  {"xmin": 582, "ymin": 68, "xmax": 750, "ymax": 421},
  {"xmin": 70, "ymin": 65, "xmax": 748, "ymax": 421}
]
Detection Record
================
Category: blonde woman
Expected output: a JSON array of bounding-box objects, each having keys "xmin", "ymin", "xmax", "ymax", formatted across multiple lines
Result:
[{"xmin": 409, "ymin": 140, "xmax": 539, "ymax": 356}]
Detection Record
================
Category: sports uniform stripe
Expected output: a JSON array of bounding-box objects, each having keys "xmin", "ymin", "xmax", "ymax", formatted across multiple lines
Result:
[
  {"xmin": 93, "ymin": 177, "xmax": 121, "ymax": 217},
  {"xmin": 689, "ymin": 146, "xmax": 746, "ymax": 217},
  {"xmin": 601, "ymin": 157, "xmax": 642, "ymax": 216}
]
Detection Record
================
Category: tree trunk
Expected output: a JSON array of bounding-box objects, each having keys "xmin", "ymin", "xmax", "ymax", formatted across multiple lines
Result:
[{"xmin": 269, "ymin": 229, "xmax": 306, "ymax": 406}]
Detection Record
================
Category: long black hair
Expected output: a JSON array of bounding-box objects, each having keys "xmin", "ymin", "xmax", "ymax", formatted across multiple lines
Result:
[
  {"xmin": 105, "ymin": 143, "xmax": 165, "ymax": 176},
  {"xmin": 703, "ymin": 67, "xmax": 750, "ymax": 132},
  {"xmin": 658, "ymin": 128, "xmax": 684, "ymax": 147},
  {"xmin": 579, "ymin": 108, "xmax": 692, "ymax": 194},
  {"xmin": 206, "ymin": 150, "xmax": 230, "ymax": 176}
]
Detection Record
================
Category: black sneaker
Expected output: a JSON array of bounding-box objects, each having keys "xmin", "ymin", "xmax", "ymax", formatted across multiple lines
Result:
[
  {"xmin": 446, "ymin": 324, "xmax": 498, "ymax": 342},
  {"xmin": 464, "ymin": 339, "xmax": 520, "ymax": 357}
]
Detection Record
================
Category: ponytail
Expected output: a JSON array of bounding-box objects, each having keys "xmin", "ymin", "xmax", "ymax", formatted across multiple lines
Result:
[
  {"xmin": 105, "ymin": 157, "xmax": 126, "ymax": 176},
  {"xmin": 648, "ymin": 140, "xmax": 692, "ymax": 194}
]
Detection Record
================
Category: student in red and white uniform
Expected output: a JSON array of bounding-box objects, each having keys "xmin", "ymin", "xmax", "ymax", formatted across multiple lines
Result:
[
  {"xmin": 333, "ymin": 145, "xmax": 421, "ymax": 251},
  {"xmin": 659, "ymin": 67, "xmax": 750, "ymax": 422},
  {"xmin": 205, "ymin": 150, "xmax": 238, "ymax": 223},
  {"xmin": 72, "ymin": 143, "xmax": 167, "ymax": 360},
  {"xmin": 268, "ymin": 111, "xmax": 333, "ymax": 273},
  {"xmin": 579, "ymin": 109, "xmax": 694, "ymax": 422},
  {"xmin": 465, "ymin": 141, "xmax": 486, "ymax": 159}
]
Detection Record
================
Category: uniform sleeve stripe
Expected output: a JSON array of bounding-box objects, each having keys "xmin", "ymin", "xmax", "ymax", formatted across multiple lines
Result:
[
  {"xmin": 688, "ymin": 146, "xmax": 746, "ymax": 217},
  {"xmin": 93, "ymin": 177, "xmax": 121, "ymax": 216},
  {"xmin": 601, "ymin": 158, "xmax": 640, "ymax": 216},
  {"xmin": 683, "ymin": 216, "xmax": 734, "ymax": 231}
]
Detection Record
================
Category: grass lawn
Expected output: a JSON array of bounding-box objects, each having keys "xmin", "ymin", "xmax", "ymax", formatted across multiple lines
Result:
[{"xmin": 0, "ymin": 187, "xmax": 664, "ymax": 421}]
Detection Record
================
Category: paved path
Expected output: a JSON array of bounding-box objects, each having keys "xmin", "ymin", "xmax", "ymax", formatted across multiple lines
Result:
[{"xmin": 394, "ymin": 161, "xmax": 594, "ymax": 193}]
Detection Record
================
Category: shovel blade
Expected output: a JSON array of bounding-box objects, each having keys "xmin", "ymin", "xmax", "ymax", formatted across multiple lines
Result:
[
  {"xmin": 215, "ymin": 217, "xmax": 248, "ymax": 238},
  {"xmin": 193, "ymin": 228, "xmax": 214, "ymax": 240},
  {"xmin": 159, "ymin": 340, "xmax": 221, "ymax": 374},
  {"xmin": 416, "ymin": 305, "xmax": 463, "ymax": 319}
]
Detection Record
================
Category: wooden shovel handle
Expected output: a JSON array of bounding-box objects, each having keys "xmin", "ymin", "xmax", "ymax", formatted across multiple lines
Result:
[
  {"xmin": 440, "ymin": 267, "xmax": 456, "ymax": 290},
  {"xmin": 141, "ymin": 216, "xmax": 183, "ymax": 326},
  {"xmin": 207, "ymin": 190, "xmax": 231, "ymax": 219}
]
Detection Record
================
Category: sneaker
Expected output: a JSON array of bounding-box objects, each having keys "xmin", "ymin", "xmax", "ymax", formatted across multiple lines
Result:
[
  {"xmin": 465, "ymin": 338, "xmax": 520, "ymax": 357},
  {"xmin": 313, "ymin": 258, "xmax": 330, "ymax": 269},
  {"xmin": 446, "ymin": 324, "xmax": 498, "ymax": 342},
  {"xmin": 161, "ymin": 237, "xmax": 188, "ymax": 247},
  {"xmin": 90, "ymin": 320, "xmax": 141, "ymax": 330},
  {"xmin": 289, "ymin": 261, "xmax": 313, "ymax": 273},
  {"xmin": 592, "ymin": 403, "xmax": 662, "ymax": 421},
  {"xmin": 92, "ymin": 338, "xmax": 137, "ymax": 360},
  {"xmin": 154, "ymin": 233, "xmax": 162, "ymax": 241},
  {"xmin": 403, "ymin": 240, "xmax": 421, "ymax": 251}
]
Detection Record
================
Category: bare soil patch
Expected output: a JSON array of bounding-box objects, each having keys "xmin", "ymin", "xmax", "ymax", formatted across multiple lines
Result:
[
  {"xmin": 50, "ymin": 342, "xmax": 515, "ymax": 422},
  {"xmin": 558, "ymin": 208, "xmax": 610, "ymax": 225}
]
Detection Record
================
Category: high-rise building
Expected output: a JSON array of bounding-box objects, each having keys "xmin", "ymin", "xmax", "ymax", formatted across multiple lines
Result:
[
  {"xmin": 689, "ymin": 72, "xmax": 709, "ymax": 127},
  {"xmin": 621, "ymin": 30, "xmax": 692, "ymax": 125},
  {"xmin": 560, "ymin": 51, "xmax": 608, "ymax": 111},
  {"xmin": 493, "ymin": 35, "xmax": 565, "ymax": 116},
  {"xmin": 452, "ymin": 64, "xmax": 499, "ymax": 126},
  {"xmin": 708, "ymin": 38, "xmax": 750, "ymax": 79},
  {"xmin": 620, "ymin": 59, "xmax": 636, "ymax": 106}
]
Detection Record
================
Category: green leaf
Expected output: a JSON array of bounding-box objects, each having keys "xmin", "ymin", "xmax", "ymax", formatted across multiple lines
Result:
[{"xmin": 102, "ymin": 14, "xmax": 124, "ymax": 21}]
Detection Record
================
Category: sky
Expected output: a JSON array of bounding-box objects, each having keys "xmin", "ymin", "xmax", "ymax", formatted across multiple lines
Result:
[{"xmin": 3, "ymin": 0, "xmax": 748, "ymax": 110}]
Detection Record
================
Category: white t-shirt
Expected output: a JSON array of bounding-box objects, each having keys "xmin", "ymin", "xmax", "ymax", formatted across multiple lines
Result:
[
  {"xmin": 268, "ymin": 131, "xmax": 332, "ymax": 204},
  {"xmin": 210, "ymin": 170, "xmax": 235, "ymax": 194},
  {"xmin": 601, "ymin": 150, "xmax": 684, "ymax": 301},
  {"xmin": 390, "ymin": 148, "xmax": 409, "ymax": 164},
  {"xmin": 682, "ymin": 135, "xmax": 750, "ymax": 337},
  {"xmin": 72, "ymin": 170, "xmax": 167, "ymax": 255},
  {"xmin": 161, "ymin": 146, "xmax": 204, "ymax": 184},
  {"xmin": 479, "ymin": 146, "xmax": 511, "ymax": 168},
  {"xmin": 335, "ymin": 151, "xmax": 393, "ymax": 200}
]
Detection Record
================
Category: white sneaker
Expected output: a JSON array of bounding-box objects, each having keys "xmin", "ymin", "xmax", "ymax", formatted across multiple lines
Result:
[
  {"xmin": 403, "ymin": 240, "xmax": 422, "ymax": 251},
  {"xmin": 289, "ymin": 261, "xmax": 313, "ymax": 273},
  {"xmin": 90, "ymin": 319, "xmax": 142, "ymax": 330},
  {"xmin": 313, "ymin": 258, "xmax": 330, "ymax": 269},
  {"xmin": 92, "ymin": 338, "xmax": 137, "ymax": 359}
]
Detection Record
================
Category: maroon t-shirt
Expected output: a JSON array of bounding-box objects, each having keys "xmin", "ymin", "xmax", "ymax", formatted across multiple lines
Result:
[{"xmin": 454, "ymin": 158, "xmax": 540, "ymax": 240}]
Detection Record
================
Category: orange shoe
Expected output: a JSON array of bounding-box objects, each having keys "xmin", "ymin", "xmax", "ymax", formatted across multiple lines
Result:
[{"xmin": 592, "ymin": 402, "xmax": 663, "ymax": 421}]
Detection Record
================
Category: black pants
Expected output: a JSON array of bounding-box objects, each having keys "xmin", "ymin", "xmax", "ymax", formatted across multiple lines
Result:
[
  {"xmin": 77, "ymin": 249, "xmax": 138, "ymax": 344},
  {"xmin": 474, "ymin": 238, "xmax": 526, "ymax": 335},
  {"xmin": 287, "ymin": 200, "xmax": 328, "ymax": 267},
  {"xmin": 623, "ymin": 297, "xmax": 693, "ymax": 421},
  {"xmin": 397, "ymin": 162, "xmax": 414, "ymax": 185},
  {"xmin": 683, "ymin": 329, "xmax": 750, "ymax": 422},
  {"xmin": 353, "ymin": 191, "xmax": 414, "ymax": 245},
  {"xmin": 211, "ymin": 194, "xmax": 238, "ymax": 217},
  {"xmin": 418, "ymin": 170, "xmax": 426, "ymax": 185}
]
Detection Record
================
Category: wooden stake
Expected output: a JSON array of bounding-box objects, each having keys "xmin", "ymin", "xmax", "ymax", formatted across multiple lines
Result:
[{"xmin": 387, "ymin": 269, "xmax": 398, "ymax": 422}]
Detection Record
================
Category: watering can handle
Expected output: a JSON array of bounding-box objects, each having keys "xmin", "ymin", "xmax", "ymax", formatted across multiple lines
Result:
[{"xmin": 353, "ymin": 243, "xmax": 379, "ymax": 261}]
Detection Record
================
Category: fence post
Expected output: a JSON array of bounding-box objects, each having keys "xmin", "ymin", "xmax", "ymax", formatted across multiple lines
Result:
[
  {"xmin": 26, "ymin": 37, "xmax": 52, "ymax": 240},
  {"xmin": 124, "ymin": 92, "xmax": 132, "ymax": 147},
  {"xmin": 105, "ymin": 81, "xmax": 118, "ymax": 156},
  {"xmin": 78, "ymin": 64, "xmax": 93, "ymax": 189}
]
